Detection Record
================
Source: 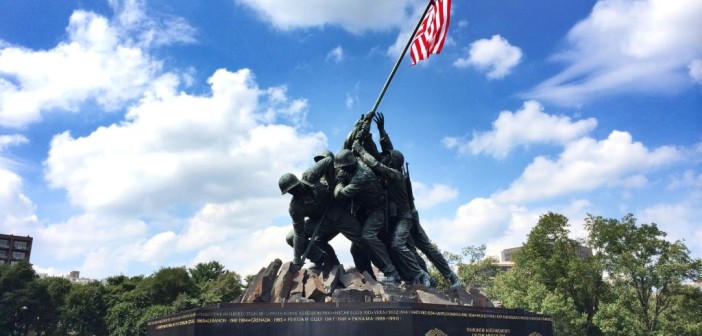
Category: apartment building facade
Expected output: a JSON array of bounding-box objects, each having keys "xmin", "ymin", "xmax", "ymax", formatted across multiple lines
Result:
[{"xmin": 0, "ymin": 234, "xmax": 33, "ymax": 266}]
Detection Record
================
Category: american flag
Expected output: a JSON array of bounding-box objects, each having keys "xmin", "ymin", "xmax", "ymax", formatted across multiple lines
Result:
[{"xmin": 410, "ymin": 0, "xmax": 451, "ymax": 65}]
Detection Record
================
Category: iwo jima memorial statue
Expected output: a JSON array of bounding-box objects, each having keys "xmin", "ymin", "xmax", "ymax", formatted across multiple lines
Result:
[{"xmin": 148, "ymin": 0, "xmax": 553, "ymax": 335}]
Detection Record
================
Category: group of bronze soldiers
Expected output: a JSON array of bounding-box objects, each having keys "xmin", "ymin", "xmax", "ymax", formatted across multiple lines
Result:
[{"xmin": 278, "ymin": 111, "xmax": 460, "ymax": 287}]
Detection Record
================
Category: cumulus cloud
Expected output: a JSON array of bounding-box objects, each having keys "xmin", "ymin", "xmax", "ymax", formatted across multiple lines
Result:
[
  {"xmin": 0, "ymin": 0, "xmax": 195, "ymax": 128},
  {"xmin": 35, "ymin": 67, "xmax": 329, "ymax": 278},
  {"xmin": 45, "ymin": 68, "xmax": 324, "ymax": 215},
  {"xmin": 443, "ymin": 101, "xmax": 597, "ymax": 159},
  {"xmin": 454, "ymin": 35, "xmax": 523, "ymax": 79},
  {"xmin": 525, "ymin": 0, "xmax": 702, "ymax": 105},
  {"xmin": 38, "ymin": 213, "xmax": 147, "ymax": 262},
  {"xmin": 234, "ymin": 0, "xmax": 418, "ymax": 33},
  {"xmin": 428, "ymin": 104, "xmax": 693, "ymax": 257},
  {"xmin": 494, "ymin": 130, "xmax": 681, "ymax": 204},
  {"xmin": 326, "ymin": 46, "xmax": 344, "ymax": 63},
  {"xmin": 412, "ymin": 182, "xmax": 459, "ymax": 210},
  {"xmin": 189, "ymin": 225, "xmax": 292, "ymax": 275},
  {"xmin": 639, "ymin": 197, "xmax": 702, "ymax": 258},
  {"xmin": 0, "ymin": 168, "xmax": 39, "ymax": 235}
]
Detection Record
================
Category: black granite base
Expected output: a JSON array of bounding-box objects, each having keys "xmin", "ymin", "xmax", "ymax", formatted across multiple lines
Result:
[{"xmin": 147, "ymin": 302, "xmax": 553, "ymax": 336}]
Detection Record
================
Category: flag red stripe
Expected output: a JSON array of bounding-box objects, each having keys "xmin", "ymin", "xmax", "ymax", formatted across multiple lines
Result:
[{"xmin": 410, "ymin": 0, "xmax": 451, "ymax": 65}]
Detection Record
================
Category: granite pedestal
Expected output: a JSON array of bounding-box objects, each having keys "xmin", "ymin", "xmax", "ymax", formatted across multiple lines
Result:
[{"xmin": 148, "ymin": 302, "xmax": 552, "ymax": 336}]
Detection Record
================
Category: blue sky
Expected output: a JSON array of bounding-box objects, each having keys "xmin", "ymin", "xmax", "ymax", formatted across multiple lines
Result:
[{"xmin": 1, "ymin": 0, "xmax": 700, "ymax": 279}]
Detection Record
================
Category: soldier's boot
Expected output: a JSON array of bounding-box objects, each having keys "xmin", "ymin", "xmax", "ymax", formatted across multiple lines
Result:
[
  {"xmin": 381, "ymin": 269, "xmax": 402, "ymax": 283},
  {"xmin": 447, "ymin": 272, "xmax": 461, "ymax": 289},
  {"xmin": 429, "ymin": 276, "xmax": 438, "ymax": 288},
  {"xmin": 413, "ymin": 270, "xmax": 431, "ymax": 287},
  {"xmin": 310, "ymin": 253, "xmax": 335, "ymax": 276}
]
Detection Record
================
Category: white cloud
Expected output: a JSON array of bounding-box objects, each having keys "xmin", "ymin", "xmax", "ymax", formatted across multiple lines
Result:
[
  {"xmin": 345, "ymin": 82, "xmax": 361, "ymax": 109},
  {"xmin": 234, "ymin": 0, "xmax": 419, "ymax": 33},
  {"xmin": 453, "ymin": 35, "xmax": 523, "ymax": 79},
  {"xmin": 525, "ymin": 0, "xmax": 702, "ymax": 105},
  {"xmin": 668, "ymin": 169, "xmax": 702, "ymax": 190},
  {"xmin": 108, "ymin": 0, "xmax": 196, "ymax": 47},
  {"xmin": 639, "ymin": 197, "xmax": 702, "ymax": 258},
  {"xmin": 189, "ymin": 225, "xmax": 291, "ymax": 276},
  {"xmin": 494, "ymin": 130, "xmax": 681, "ymax": 204},
  {"xmin": 326, "ymin": 46, "xmax": 344, "ymax": 63},
  {"xmin": 443, "ymin": 101, "xmax": 597, "ymax": 158},
  {"xmin": 411, "ymin": 182, "xmax": 459, "ymax": 210},
  {"xmin": 0, "ymin": 1, "xmax": 194, "ymax": 128},
  {"xmin": 176, "ymin": 197, "xmax": 287, "ymax": 252},
  {"xmin": 433, "ymin": 198, "xmax": 515, "ymax": 247},
  {"xmin": 429, "ymin": 110, "xmax": 692, "ymax": 257},
  {"xmin": 35, "ymin": 67, "xmax": 330, "ymax": 278},
  {"xmin": 0, "ymin": 168, "xmax": 39, "ymax": 235},
  {"xmin": 689, "ymin": 59, "xmax": 702, "ymax": 84},
  {"xmin": 45, "ymin": 68, "xmax": 325, "ymax": 215},
  {"xmin": 0, "ymin": 134, "xmax": 28, "ymax": 152},
  {"xmin": 38, "ymin": 213, "xmax": 147, "ymax": 262}
]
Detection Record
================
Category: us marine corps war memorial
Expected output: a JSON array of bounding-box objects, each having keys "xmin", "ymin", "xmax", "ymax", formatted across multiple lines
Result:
[
  {"xmin": 147, "ymin": 111, "xmax": 554, "ymax": 336},
  {"xmin": 148, "ymin": 0, "xmax": 553, "ymax": 335}
]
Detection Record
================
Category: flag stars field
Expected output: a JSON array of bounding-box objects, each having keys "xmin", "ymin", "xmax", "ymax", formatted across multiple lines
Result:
[{"xmin": 0, "ymin": 0, "xmax": 700, "ymax": 279}]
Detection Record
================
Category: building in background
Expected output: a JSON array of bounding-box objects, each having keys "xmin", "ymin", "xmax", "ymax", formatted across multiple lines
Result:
[{"xmin": 0, "ymin": 234, "xmax": 33, "ymax": 266}]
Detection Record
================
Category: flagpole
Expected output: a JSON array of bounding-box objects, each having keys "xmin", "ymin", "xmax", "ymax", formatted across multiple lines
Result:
[{"xmin": 370, "ymin": 0, "xmax": 434, "ymax": 113}]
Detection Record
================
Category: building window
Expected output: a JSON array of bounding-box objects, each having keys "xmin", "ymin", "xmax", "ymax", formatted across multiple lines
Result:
[
  {"xmin": 12, "ymin": 251, "xmax": 26, "ymax": 260},
  {"xmin": 0, "ymin": 250, "xmax": 7, "ymax": 258},
  {"xmin": 0, "ymin": 239, "xmax": 8, "ymax": 248},
  {"xmin": 10, "ymin": 260, "xmax": 18, "ymax": 266},
  {"xmin": 13, "ymin": 241, "xmax": 28, "ymax": 250}
]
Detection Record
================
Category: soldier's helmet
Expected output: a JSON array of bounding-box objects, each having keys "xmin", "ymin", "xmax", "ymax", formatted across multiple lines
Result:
[
  {"xmin": 314, "ymin": 149, "xmax": 334, "ymax": 163},
  {"xmin": 278, "ymin": 173, "xmax": 301, "ymax": 195},
  {"xmin": 389, "ymin": 150, "xmax": 404, "ymax": 170},
  {"xmin": 334, "ymin": 149, "xmax": 357, "ymax": 169}
]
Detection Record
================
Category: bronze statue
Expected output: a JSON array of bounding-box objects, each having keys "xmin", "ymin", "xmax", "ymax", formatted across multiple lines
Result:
[{"xmin": 279, "ymin": 111, "xmax": 459, "ymax": 287}]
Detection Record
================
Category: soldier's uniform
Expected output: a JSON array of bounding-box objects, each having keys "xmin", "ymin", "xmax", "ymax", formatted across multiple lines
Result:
[
  {"xmin": 334, "ymin": 150, "xmax": 400, "ymax": 281},
  {"xmin": 297, "ymin": 156, "xmax": 374, "ymax": 275},
  {"xmin": 354, "ymin": 141, "xmax": 428, "ymax": 285},
  {"xmin": 375, "ymin": 116, "xmax": 460, "ymax": 287}
]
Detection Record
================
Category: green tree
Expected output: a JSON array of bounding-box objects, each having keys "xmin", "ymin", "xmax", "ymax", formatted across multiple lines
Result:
[
  {"xmin": 104, "ymin": 267, "xmax": 198, "ymax": 336},
  {"xmin": 491, "ymin": 212, "xmax": 607, "ymax": 336},
  {"xmin": 586, "ymin": 213, "xmax": 702, "ymax": 335},
  {"xmin": 0, "ymin": 261, "xmax": 38, "ymax": 335},
  {"xmin": 37, "ymin": 276, "xmax": 73, "ymax": 335},
  {"xmin": 199, "ymin": 271, "xmax": 244, "ymax": 305},
  {"xmin": 63, "ymin": 281, "xmax": 108, "ymax": 336},
  {"xmin": 521, "ymin": 212, "xmax": 606, "ymax": 335},
  {"xmin": 146, "ymin": 267, "xmax": 197, "ymax": 305},
  {"xmin": 456, "ymin": 244, "xmax": 501, "ymax": 290},
  {"xmin": 491, "ymin": 263, "xmax": 587, "ymax": 335},
  {"xmin": 658, "ymin": 285, "xmax": 702, "ymax": 336},
  {"xmin": 106, "ymin": 300, "xmax": 148, "ymax": 336},
  {"xmin": 104, "ymin": 275, "xmax": 156, "ymax": 336},
  {"xmin": 189, "ymin": 261, "xmax": 226, "ymax": 287}
]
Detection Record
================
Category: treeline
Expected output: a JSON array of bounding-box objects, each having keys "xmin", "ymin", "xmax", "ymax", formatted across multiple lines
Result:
[
  {"xmin": 2, "ymin": 213, "xmax": 701, "ymax": 336},
  {"xmin": 437, "ymin": 213, "xmax": 702, "ymax": 336},
  {"xmin": 0, "ymin": 261, "xmax": 244, "ymax": 335}
]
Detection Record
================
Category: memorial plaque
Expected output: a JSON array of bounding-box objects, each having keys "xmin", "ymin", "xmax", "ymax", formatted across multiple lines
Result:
[{"xmin": 147, "ymin": 302, "xmax": 553, "ymax": 336}]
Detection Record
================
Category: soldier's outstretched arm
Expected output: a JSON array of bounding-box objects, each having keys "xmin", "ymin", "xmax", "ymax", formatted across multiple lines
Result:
[{"xmin": 374, "ymin": 112, "xmax": 394, "ymax": 152}]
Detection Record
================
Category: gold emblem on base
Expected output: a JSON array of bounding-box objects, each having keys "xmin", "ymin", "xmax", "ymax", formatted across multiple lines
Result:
[{"xmin": 425, "ymin": 328, "xmax": 448, "ymax": 336}]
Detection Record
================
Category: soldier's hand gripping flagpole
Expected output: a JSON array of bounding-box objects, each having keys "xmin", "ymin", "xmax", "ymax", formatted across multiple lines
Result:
[{"xmin": 370, "ymin": 0, "xmax": 451, "ymax": 114}]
